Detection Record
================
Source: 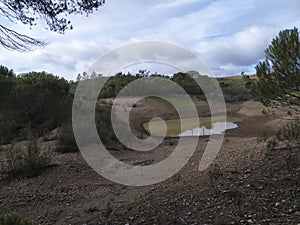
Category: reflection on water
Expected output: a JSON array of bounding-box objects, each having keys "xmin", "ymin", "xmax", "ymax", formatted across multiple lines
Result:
[
  {"xmin": 179, "ymin": 121, "xmax": 238, "ymax": 137},
  {"xmin": 143, "ymin": 117, "xmax": 240, "ymax": 137}
]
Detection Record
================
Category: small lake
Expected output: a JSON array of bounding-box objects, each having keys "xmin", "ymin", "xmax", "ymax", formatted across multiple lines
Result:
[
  {"xmin": 178, "ymin": 121, "xmax": 237, "ymax": 136},
  {"xmin": 143, "ymin": 117, "xmax": 240, "ymax": 137}
]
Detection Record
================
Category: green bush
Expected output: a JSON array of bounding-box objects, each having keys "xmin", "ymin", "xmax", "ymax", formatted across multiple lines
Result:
[
  {"xmin": 56, "ymin": 105, "xmax": 121, "ymax": 153},
  {"xmin": 266, "ymin": 119, "xmax": 300, "ymax": 152},
  {"xmin": 1, "ymin": 140, "xmax": 50, "ymax": 178},
  {"xmin": 2, "ymin": 144, "xmax": 24, "ymax": 176},
  {"xmin": 0, "ymin": 71, "xmax": 72, "ymax": 145},
  {"xmin": 24, "ymin": 140, "xmax": 50, "ymax": 177},
  {"xmin": 0, "ymin": 214, "xmax": 32, "ymax": 225},
  {"xmin": 57, "ymin": 121, "xmax": 79, "ymax": 153},
  {"xmin": 264, "ymin": 120, "xmax": 300, "ymax": 173},
  {"xmin": 95, "ymin": 105, "xmax": 117, "ymax": 143},
  {"xmin": 220, "ymin": 77, "xmax": 253, "ymax": 102}
]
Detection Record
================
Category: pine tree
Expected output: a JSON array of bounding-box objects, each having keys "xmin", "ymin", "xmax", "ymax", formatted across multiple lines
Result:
[{"xmin": 244, "ymin": 27, "xmax": 300, "ymax": 107}]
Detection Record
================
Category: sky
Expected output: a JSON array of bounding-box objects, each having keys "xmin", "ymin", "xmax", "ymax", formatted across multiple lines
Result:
[{"xmin": 0, "ymin": 0, "xmax": 299, "ymax": 80}]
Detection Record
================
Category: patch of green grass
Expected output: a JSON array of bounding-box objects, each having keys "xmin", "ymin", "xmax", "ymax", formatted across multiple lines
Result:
[
  {"xmin": 103, "ymin": 202, "xmax": 113, "ymax": 218},
  {"xmin": 0, "ymin": 213, "xmax": 32, "ymax": 225}
]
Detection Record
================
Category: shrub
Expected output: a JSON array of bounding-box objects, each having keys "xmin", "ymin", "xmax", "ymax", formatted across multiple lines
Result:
[
  {"xmin": 266, "ymin": 119, "xmax": 300, "ymax": 152},
  {"xmin": 95, "ymin": 105, "xmax": 117, "ymax": 143},
  {"xmin": 57, "ymin": 121, "xmax": 78, "ymax": 153},
  {"xmin": 103, "ymin": 202, "xmax": 113, "ymax": 218},
  {"xmin": 0, "ymin": 214, "xmax": 32, "ymax": 225},
  {"xmin": 0, "ymin": 71, "xmax": 72, "ymax": 145},
  {"xmin": 57, "ymin": 105, "xmax": 121, "ymax": 153},
  {"xmin": 208, "ymin": 164, "xmax": 223, "ymax": 184},
  {"xmin": 24, "ymin": 140, "xmax": 50, "ymax": 177},
  {"xmin": 276, "ymin": 120, "xmax": 300, "ymax": 145},
  {"xmin": 264, "ymin": 119, "xmax": 300, "ymax": 174},
  {"xmin": 2, "ymin": 144, "xmax": 24, "ymax": 176},
  {"xmin": 1, "ymin": 140, "xmax": 50, "ymax": 178}
]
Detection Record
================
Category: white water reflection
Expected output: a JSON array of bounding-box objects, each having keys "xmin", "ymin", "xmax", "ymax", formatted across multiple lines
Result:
[{"xmin": 179, "ymin": 122, "xmax": 238, "ymax": 137}]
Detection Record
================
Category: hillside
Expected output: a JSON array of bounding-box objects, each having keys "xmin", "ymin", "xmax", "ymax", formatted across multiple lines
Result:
[{"xmin": 0, "ymin": 75, "xmax": 299, "ymax": 225}]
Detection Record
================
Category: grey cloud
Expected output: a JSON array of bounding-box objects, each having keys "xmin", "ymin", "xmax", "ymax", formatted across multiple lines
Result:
[{"xmin": 1, "ymin": 0, "xmax": 299, "ymax": 78}]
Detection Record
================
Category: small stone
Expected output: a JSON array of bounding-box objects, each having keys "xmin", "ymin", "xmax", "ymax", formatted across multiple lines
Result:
[
  {"xmin": 247, "ymin": 219, "xmax": 253, "ymax": 223},
  {"xmin": 275, "ymin": 202, "xmax": 280, "ymax": 207}
]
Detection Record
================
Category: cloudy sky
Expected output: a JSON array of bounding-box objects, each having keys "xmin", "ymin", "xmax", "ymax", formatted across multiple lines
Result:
[{"xmin": 0, "ymin": 0, "xmax": 299, "ymax": 80}]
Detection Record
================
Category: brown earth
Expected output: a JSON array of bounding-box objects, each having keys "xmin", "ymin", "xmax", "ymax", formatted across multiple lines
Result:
[{"xmin": 0, "ymin": 98, "xmax": 299, "ymax": 225}]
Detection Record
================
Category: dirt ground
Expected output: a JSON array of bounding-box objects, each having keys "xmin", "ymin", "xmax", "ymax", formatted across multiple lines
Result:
[{"xmin": 0, "ymin": 98, "xmax": 299, "ymax": 225}]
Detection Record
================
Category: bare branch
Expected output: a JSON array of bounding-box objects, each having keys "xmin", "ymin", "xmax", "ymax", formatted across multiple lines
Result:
[
  {"xmin": 0, "ymin": 24, "xmax": 46, "ymax": 51},
  {"xmin": 0, "ymin": 0, "xmax": 105, "ymax": 51}
]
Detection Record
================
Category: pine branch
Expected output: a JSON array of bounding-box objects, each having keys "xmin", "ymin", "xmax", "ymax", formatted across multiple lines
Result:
[{"xmin": 0, "ymin": 24, "xmax": 46, "ymax": 51}]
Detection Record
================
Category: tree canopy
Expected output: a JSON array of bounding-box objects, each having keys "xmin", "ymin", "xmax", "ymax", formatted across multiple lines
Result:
[
  {"xmin": 243, "ymin": 27, "xmax": 300, "ymax": 107},
  {"xmin": 0, "ymin": 67, "xmax": 73, "ymax": 144},
  {"xmin": 0, "ymin": 0, "xmax": 105, "ymax": 51}
]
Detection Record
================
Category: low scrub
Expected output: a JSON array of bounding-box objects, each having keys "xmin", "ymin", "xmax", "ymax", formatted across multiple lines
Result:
[
  {"xmin": 0, "ymin": 214, "xmax": 32, "ymax": 225},
  {"xmin": 1, "ymin": 140, "xmax": 50, "ymax": 178},
  {"xmin": 57, "ymin": 121, "xmax": 78, "ymax": 153},
  {"xmin": 263, "ymin": 119, "xmax": 300, "ymax": 174},
  {"xmin": 265, "ymin": 119, "xmax": 300, "ymax": 151}
]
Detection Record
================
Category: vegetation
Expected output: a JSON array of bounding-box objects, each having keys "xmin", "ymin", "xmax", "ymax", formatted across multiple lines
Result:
[
  {"xmin": 77, "ymin": 70, "xmax": 212, "ymax": 98},
  {"xmin": 99, "ymin": 72, "xmax": 139, "ymax": 98},
  {"xmin": 243, "ymin": 27, "xmax": 300, "ymax": 107},
  {"xmin": 56, "ymin": 121, "xmax": 79, "ymax": 153},
  {"xmin": 264, "ymin": 119, "xmax": 300, "ymax": 155},
  {"xmin": 218, "ymin": 77, "xmax": 252, "ymax": 102},
  {"xmin": 78, "ymin": 70, "xmax": 251, "ymax": 101},
  {"xmin": 56, "ymin": 102, "xmax": 120, "ymax": 152},
  {"xmin": 245, "ymin": 27, "xmax": 299, "ymax": 122},
  {"xmin": 208, "ymin": 164, "xmax": 223, "ymax": 185},
  {"xmin": 0, "ymin": 68, "xmax": 72, "ymax": 145},
  {"xmin": 0, "ymin": 27, "xmax": 299, "ymax": 224},
  {"xmin": 171, "ymin": 72, "xmax": 203, "ymax": 95},
  {"xmin": 0, "ymin": 65, "xmax": 253, "ymax": 148},
  {"xmin": 95, "ymin": 105, "xmax": 118, "ymax": 143},
  {"xmin": 0, "ymin": 214, "xmax": 32, "ymax": 225},
  {"xmin": 103, "ymin": 201, "xmax": 113, "ymax": 218},
  {"xmin": 1, "ymin": 139, "xmax": 50, "ymax": 178},
  {"xmin": 0, "ymin": 0, "xmax": 105, "ymax": 51},
  {"xmin": 245, "ymin": 27, "xmax": 300, "ymax": 179}
]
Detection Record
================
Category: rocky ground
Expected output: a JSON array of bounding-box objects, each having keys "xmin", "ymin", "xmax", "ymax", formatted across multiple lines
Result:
[{"xmin": 0, "ymin": 98, "xmax": 299, "ymax": 225}]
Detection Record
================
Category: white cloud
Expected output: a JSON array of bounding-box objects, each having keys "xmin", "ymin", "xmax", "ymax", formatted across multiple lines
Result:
[
  {"xmin": 155, "ymin": 0, "xmax": 205, "ymax": 8},
  {"xmin": 0, "ymin": 0, "xmax": 299, "ymax": 78},
  {"xmin": 195, "ymin": 26, "xmax": 275, "ymax": 69}
]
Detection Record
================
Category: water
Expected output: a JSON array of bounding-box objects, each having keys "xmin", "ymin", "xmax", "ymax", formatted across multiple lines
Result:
[
  {"xmin": 143, "ymin": 117, "xmax": 240, "ymax": 137},
  {"xmin": 179, "ymin": 121, "xmax": 238, "ymax": 137}
]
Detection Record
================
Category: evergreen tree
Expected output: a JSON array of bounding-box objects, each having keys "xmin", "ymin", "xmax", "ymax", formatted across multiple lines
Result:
[{"xmin": 244, "ymin": 27, "xmax": 300, "ymax": 107}]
